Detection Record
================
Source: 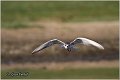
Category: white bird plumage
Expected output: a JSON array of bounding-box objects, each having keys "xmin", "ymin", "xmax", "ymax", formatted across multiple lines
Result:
[{"xmin": 32, "ymin": 37, "xmax": 104, "ymax": 54}]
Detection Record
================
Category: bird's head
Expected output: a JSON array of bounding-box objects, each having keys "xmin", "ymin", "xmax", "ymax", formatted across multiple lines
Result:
[{"xmin": 64, "ymin": 44, "xmax": 69, "ymax": 49}]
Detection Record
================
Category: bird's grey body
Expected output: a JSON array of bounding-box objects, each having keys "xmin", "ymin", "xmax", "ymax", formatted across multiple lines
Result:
[{"xmin": 32, "ymin": 37, "xmax": 104, "ymax": 54}]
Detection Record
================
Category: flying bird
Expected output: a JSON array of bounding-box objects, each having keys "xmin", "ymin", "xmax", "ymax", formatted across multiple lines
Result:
[{"xmin": 32, "ymin": 37, "xmax": 104, "ymax": 54}]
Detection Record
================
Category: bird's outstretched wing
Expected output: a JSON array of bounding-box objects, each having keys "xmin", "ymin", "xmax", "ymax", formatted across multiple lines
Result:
[
  {"xmin": 32, "ymin": 39, "xmax": 65, "ymax": 54},
  {"xmin": 70, "ymin": 37, "xmax": 104, "ymax": 49}
]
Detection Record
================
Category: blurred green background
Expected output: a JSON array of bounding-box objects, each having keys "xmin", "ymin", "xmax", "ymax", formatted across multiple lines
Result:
[
  {"xmin": 1, "ymin": 1, "xmax": 119, "ymax": 79},
  {"xmin": 1, "ymin": 1, "xmax": 119, "ymax": 28}
]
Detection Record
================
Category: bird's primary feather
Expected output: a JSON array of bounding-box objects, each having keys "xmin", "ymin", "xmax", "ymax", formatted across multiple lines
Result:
[
  {"xmin": 70, "ymin": 37, "xmax": 104, "ymax": 49},
  {"xmin": 32, "ymin": 39, "xmax": 65, "ymax": 54}
]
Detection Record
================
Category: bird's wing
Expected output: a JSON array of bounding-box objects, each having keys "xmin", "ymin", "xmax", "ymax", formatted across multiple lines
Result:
[
  {"xmin": 70, "ymin": 37, "xmax": 104, "ymax": 49},
  {"xmin": 32, "ymin": 39, "xmax": 65, "ymax": 54}
]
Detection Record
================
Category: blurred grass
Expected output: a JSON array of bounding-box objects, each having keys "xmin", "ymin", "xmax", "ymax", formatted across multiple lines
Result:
[
  {"xmin": 1, "ymin": 1, "xmax": 119, "ymax": 28},
  {"xmin": 1, "ymin": 22, "xmax": 29, "ymax": 29},
  {"xmin": 1, "ymin": 68, "xmax": 119, "ymax": 79},
  {"xmin": 1, "ymin": 21, "xmax": 45, "ymax": 29}
]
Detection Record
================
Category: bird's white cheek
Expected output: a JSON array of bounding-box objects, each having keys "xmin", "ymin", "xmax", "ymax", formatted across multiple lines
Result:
[{"xmin": 65, "ymin": 46, "xmax": 68, "ymax": 49}]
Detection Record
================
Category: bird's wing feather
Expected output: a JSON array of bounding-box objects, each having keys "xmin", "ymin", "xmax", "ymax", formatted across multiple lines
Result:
[
  {"xmin": 32, "ymin": 39, "xmax": 65, "ymax": 54},
  {"xmin": 70, "ymin": 37, "xmax": 104, "ymax": 49}
]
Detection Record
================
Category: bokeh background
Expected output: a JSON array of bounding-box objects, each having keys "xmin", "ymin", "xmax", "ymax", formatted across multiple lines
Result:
[{"xmin": 1, "ymin": 1, "xmax": 119, "ymax": 79}]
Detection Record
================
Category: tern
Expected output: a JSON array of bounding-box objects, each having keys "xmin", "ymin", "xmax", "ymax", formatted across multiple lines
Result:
[{"xmin": 32, "ymin": 37, "xmax": 104, "ymax": 54}]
